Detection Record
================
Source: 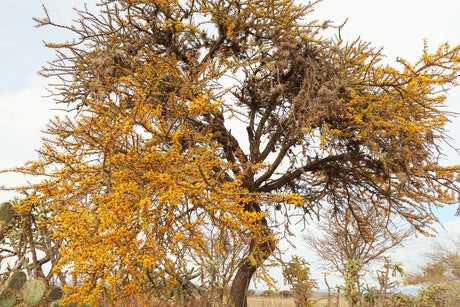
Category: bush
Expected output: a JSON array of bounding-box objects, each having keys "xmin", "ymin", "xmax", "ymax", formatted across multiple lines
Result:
[
  {"xmin": 261, "ymin": 290, "xmax": 277, "ymax": 297},
  {"xmin": 282, "ymin": 255, "xmax": 317, "ymax": 307},
  {"xmin": 418, "ymin": 283, "xmax": 460, "ymax": 307},
  {"xmin": 279, "ymin": 290, "xmax": 294, "ymax": 298}
]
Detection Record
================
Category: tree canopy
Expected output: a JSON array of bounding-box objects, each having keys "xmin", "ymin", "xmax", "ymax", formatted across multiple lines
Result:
[{"xmin": 3, "ymin": 0, "xmax": 460, "ymax": 305}]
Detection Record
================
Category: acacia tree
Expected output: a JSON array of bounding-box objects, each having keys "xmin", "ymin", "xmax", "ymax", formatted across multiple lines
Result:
[
  {"xmin": 403, "ymin": 238, "xmax": 460, "ymax": 306},
  {"xmin": 304, "ymin": 207, "xmax": 411, "ymax": 306},
  {"xmin": 4, "ymin": 0, "xmax": 460, "ymax": 305},
  {"xmin": 405, "ymin": 237, "xmax": 460, "ymax": 286}
]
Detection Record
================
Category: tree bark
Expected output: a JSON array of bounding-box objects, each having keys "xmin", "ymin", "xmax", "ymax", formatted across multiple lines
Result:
[
  {"xmin": 229, "ymin": 258, "xmax": 257, "ymax": 307},
  {"xmin": 229, "ymin": 209, "xmax": 275, "ymax": 307}
]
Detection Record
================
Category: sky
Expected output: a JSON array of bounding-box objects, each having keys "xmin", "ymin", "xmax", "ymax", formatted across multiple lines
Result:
[{"xmin": 1, "ymin": 0, "xmax": 460, "ymax": 290}]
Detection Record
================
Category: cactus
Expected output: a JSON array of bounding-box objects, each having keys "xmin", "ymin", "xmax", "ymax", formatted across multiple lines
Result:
[
  {"xmin": 6, "ymin": 271, "xmax": 27, "ymax": 292},
  {"xmin": 0, "ymin": 289, "xmax": 17, "ymax": 307},
  {"xmin": 0, "ymin": 202, "xmax": 14, "ymax": 224},
  {"xmin": 47, "ymin": 286, "xmax": 63, "ymax": 302},
  {"xmin": 169, "ymin": 266, "xmax": 203, "ymax": 304},
  {"xmin": 1, "ymin": 271, "xmax": 65, "ymax": 306},
  {"xmin": 22, "ymin": 279, "xmax": 46, "ymax": 306}
]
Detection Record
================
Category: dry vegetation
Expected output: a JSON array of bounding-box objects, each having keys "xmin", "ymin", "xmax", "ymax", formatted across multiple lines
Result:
[
  {"xmin": 247, "ymin": 296, "xmax": 297, "ymax": 307},
  {"xmin": 247, "ymin": 293, "xmax": 346, "ymax": 307}
]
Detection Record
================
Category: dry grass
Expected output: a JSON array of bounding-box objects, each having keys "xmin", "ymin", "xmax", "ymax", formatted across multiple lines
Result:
[
  {"xmin": 314, "ymin": 298, "xmax": 350, "ymax": 307},
  {"xmin": 96, "ymin": 293, "xmax": 350, "ymax": 306},
  {"xmin": 247, "ymin": 294, "xmax": 350, "ymax": 307},
  {"xmin": 247, "ymin": 296, "xmax": 296, "ymax": 307}
]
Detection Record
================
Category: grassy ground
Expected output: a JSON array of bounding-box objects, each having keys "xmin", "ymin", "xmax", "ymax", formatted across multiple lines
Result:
[
  {"xmin": 100, "ymin": 293, "xmax": 348, "ymax": 306},
  {"xmin": 248, "ymin": 294, "xmax": 350, "ymax": 307},
  {"xmin": 247, "ymin": 296, "xmax": 296, "ymax": 307}
]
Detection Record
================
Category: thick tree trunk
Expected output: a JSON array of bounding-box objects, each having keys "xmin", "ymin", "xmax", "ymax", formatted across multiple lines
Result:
[
  {"xmin": 229, "ymin": 258, "xmax": 257, "ymax": 307},
  {"xmin": 229, "ymin": 217, "xmax": 275, "ymax": 307}
]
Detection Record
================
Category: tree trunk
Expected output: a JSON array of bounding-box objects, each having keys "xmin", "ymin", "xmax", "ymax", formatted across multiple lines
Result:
[
  {"xmin": 229, "ymin": 239, "xmax": 275, "ymax": 307},
  {"xmin": 229, "ymin": 204, "xmax": 275, "ymax": 307},
  {"xmin": 229, "ymin": 258, "xmax": 257, "ymax": 307}
]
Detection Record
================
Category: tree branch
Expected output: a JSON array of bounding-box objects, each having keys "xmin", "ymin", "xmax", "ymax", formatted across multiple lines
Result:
[{"xmin": 257, "ymin": 153, "xmax": 349, "ymax": 192}]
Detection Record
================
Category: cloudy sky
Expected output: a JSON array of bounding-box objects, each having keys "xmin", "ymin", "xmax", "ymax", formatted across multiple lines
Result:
[{"xmin": 1, "ymin": 0, "xmax": 460, "ymax": 289}]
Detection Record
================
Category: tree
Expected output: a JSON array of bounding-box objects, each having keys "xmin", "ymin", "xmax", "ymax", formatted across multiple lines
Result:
[
  {"xmin": 405, "ymin": 237, "xmax": 460, "ymax": 286},
  {"xmin": 404, "ymin": 238, "xmax": 460, "ymax": 306},
  {"xmin": 3, "ymin": 0, "xmax": 460, "ymax": 305},
  {"xmin": 304, "ymin": 207, "xmax": 411, "ymax": 306}
]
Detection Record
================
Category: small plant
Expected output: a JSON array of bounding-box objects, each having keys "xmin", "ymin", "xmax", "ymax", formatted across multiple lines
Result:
[
  {"xmin": 417, "ymin": 283, "xmax": 460, "ymax": 307},
  {"xmin": 278, "ymin": 290, "xmax": 294, "ymax": 298},
  {"xmin": 0, "ymin": 202, "xmax": 15, "ymax": 224},
  {"xmin": 6, "ymin": 271, "xmax": 27, "ymax": 292},
  {"xmin": 342, "ymin": 259, "xmax": 364, "ymax": 306},
  {"xmin": 47, "ymin": 286, "xmax": 64, "ymax": 302},
  {"xmin": 0, "ymin": 193, "xmax": 63, "ymax": 287},
  {"xmin": 261, "ymin": 289, "xmax": 277, "ymax": 297},
  {"xmin": 147, "ymin": 265, "xmax": 203, "ymax": 305},
  {"xmin": 171, "ymin": 266, "xmax": 203, "ymax": 304},
  {"xmin": 22, "ymin": 279, "xmax": 47, "ymax": 306},
  {"xmin": 376, "ymin": 256, "xmax": 404, "ymax": 306},
  {"xmin": 0, "ymin": 270, "xmax": 63, "ymax": 306},
  {"xmin": 282, "ymin": 255, "xmax": 317, "ymax": 307},
  {"xmin": 361, "ymin": 285, "xmax": 380, "ymax": 305},
  {"xmin": 0, "ymin": 289, "xmax": 17, "ymax": 307},
  {"xmin": 389, "ymin": 291, "xmax": 417, "ymax": 307}
]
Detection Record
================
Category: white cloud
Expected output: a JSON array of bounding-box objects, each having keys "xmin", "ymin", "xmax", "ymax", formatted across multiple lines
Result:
[
  {"xmin": 0, "ymin": 79, "xmax": 54, "ymax": 157},
  {"xmin": 0, "ymin": 40, "xmax": 15, "ymax": 48},
  {"xmin": 443, "ymin": 218, "xmax": 460, "ymax": 236},
  {"xmin": 388, "ymin": 218, "xmax": 460, "ymax": 277},
  {"xmin": 0, "ymin": 78, "xmax": 56, "ymax": 202}
]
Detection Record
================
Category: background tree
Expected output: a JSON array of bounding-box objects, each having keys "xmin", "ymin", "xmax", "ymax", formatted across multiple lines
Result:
[
  {"xmin": 405, "ymin": 237, "xmax": 460, "ymax": 286},
  {"xmin": 2, "ymin": 0, "xmax": 460, "ymax": 305},
  {"xmin": 304, "ymin": 207, "xmax": 412, "ymax": 306},
  {"xmin": 404, "ymin": 238, "xmax": 460, "ymax": 307}
]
